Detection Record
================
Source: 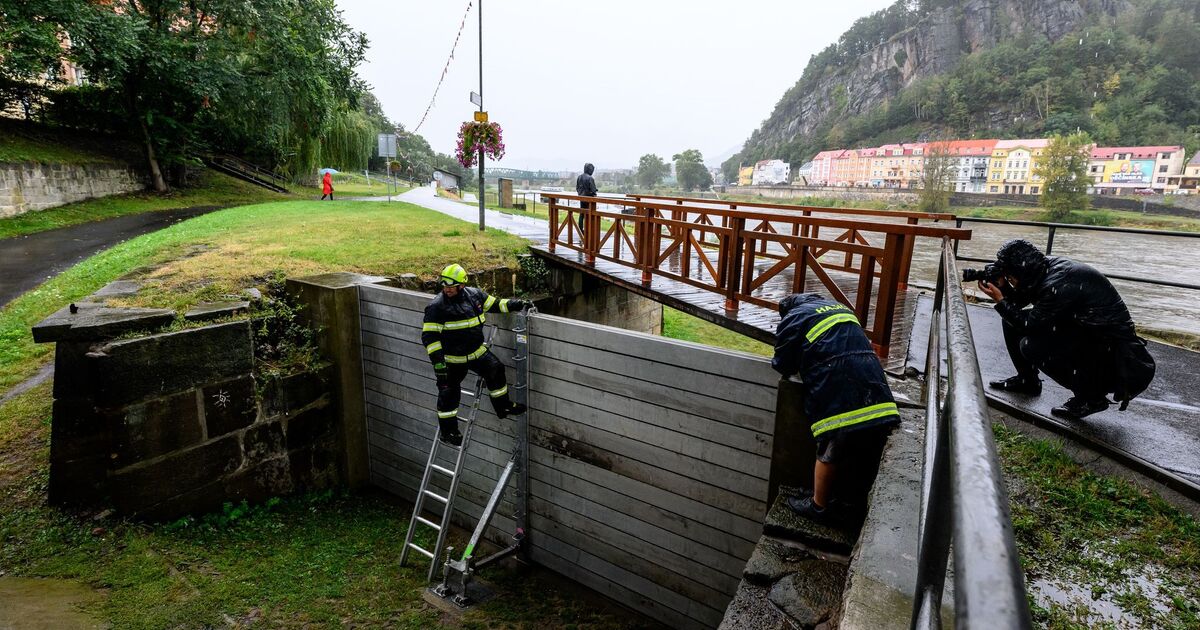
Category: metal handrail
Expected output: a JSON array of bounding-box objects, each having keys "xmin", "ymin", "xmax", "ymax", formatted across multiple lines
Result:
[
  {"xmin": 953, "ymin": 216, "xmax": 1200, "ymax": 291},
  {"xmin": 911, "ymin": 237, "xmax": 1033, "ymax": 630}
]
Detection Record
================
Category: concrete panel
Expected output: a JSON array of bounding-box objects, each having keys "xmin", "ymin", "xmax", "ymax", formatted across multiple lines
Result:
[{"xmin": 358, "ymin": 283, "xmax": 779, "ymax": 629}]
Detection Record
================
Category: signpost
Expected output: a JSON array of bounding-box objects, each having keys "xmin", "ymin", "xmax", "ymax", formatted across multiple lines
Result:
[{"xmin": 378, "ymin": 133, "xmax": 397, "ymax": 203}]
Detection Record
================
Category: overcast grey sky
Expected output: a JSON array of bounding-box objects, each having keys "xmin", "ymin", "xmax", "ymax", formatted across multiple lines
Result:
[{"xmin": 337, "ymin": 0, "xmax": 894, "ymax": 171}]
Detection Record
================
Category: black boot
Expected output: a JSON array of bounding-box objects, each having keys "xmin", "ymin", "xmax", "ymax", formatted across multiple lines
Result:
[
  {"xmin": 493, "ymin": 397, "xmax": 527, "ymax": 419},
  {"xmin": 988, "ymin": 374, "xmax": 1043, "ymax": 396},
  {"xmin": 438, "ymin": 416, "xmax": 462, "ymax": 446},
  {"xmin": 1051, "ymin": 396, "xmax": 1110, "ymax": 420}
]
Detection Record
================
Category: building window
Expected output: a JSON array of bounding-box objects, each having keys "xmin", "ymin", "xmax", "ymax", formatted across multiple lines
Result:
[
  {"xmin": 1157, "ymin": 177, "xmax": 1166, "ymax": 183},
  {"xmin": 1031, "ymin": 186, "xmax": 1039, "ymax": 194},
  {"xmin": 990, "ymin": 186, "xmax": 998, "ymax": 193},
  {"xmin": 1160, "ymin": 165, "xmax": 1169, "ymax": 173}
]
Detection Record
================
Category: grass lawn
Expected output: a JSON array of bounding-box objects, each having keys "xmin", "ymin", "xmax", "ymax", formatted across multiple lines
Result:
[
  {"xmin": 0, "ymin": 170, "xmax": 290, "ymax": 240},
  {"xmin": 959, "ymin": 205, "xmax": 1200, "ymax": 233},
  {"xmin": 327, "ymin": 172, "xmax": 414, "ymax": 197},
  {"xmin": 0, "ymin": 199, "xmax": 528, "ymax": 396},
  {"xmin": 995, "ymin": 423, "xmax": 1200, "ymax": 628},
  {"xmin": 661, "ymin": 307, "xmax": 773, "ymax": 357},
  {"xmin": 0, "ymin": 198, "xmax": 656, "ymax": 627},
  {"xmin": 0, "ymin": 386, "xmax": 657, "ymax": 629}
]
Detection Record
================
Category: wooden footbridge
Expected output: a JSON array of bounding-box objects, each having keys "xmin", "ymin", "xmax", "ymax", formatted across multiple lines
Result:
[{"xmin": 533, "ymin": 193, "xmax": 971, "ymax": 368}]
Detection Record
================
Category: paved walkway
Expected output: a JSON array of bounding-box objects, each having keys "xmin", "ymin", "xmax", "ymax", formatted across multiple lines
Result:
[
  {"xmin": 0, "ymin": 205, "xmax": 229, "ymax": 308},
  {"xmin": 908, "ymin": 293, "xmax": 1200, "ymax": 493},
  {"xmin": 391, "ymin": 185, "xmax": 549, "ymax": 242}
]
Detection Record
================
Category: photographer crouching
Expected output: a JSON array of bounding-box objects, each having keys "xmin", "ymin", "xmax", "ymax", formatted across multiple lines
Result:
[{"xmin": 966, "ymin": 238, "xmax": 1156, "ymax": 419}]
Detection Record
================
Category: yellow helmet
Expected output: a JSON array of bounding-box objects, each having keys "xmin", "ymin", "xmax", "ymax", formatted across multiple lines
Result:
[{"xmin": 439, "ymin": 263, "xmax": 468, "ymax": 286}]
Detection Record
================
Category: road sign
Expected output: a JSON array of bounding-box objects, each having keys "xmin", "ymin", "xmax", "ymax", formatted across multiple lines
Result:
[
  {"xmin": 473, "ymin": 111, "xmax": 488, "ymax": 123},
  {"xmin": 470, "ymin": 91, "xmax": 482, "ymax": 107},
  {"xmin": 377, "ymin": 133, "xmax": 397, "ymax": 158}
]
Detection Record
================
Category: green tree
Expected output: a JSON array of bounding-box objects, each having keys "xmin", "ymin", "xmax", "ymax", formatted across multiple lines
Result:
[
  {"xmin": 672, "ymin": 149, "xmax": 713, "ymax": 192},
  {"xmin": 17, "ymin": 0, "xmax": 370, "ymax": 190},
  {"xmin": 919, "ymin": 141, "xmax": 955, "ymax": 213},
  {"xmin": 0, "ymin": 0, "xmax": 90, "ymax": 121},
  {"xmin": 1035, "ymin": 132, "xmax": 1092, "ymax": 219},
  {"xmin": 635, "ymin": 154, "xmax": 669, "ymax": 189}
]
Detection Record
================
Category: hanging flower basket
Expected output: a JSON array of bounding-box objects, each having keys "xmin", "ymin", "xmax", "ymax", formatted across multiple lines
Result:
[{"xmin": 455, "ymin": 121, "xmax": 505, "ymax": 168}]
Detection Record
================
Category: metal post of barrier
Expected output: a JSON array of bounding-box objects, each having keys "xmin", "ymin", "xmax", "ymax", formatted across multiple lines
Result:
[{"xmin": 911, "ymin": 238, "xmax": 1033, "ymax": 629}]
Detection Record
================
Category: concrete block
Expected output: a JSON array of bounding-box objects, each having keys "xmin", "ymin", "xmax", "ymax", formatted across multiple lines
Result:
[
  {"xmin": 744, "ymin": 535, "xmax": 818, "ymax": 585},
  {"xmin": 202, "ymin": 376, "xmax": 257, "ymax": 438},
  {"xmin": 260, "ymin": 364, "xmax": 332, "ymax": 418},
  {"xmin": 224, "ymin": 456, "xmax": 294, "ymax": 503},
  {"xmin": 717, "ymin": 582, "xmax": 790, "ymax": 630},
  {"xmin": 49, "ymin": 398, "xmax": 108, "ymax": 463},
  {"xmin": 244, "ymin": 420, "xmax": 286, "ymax": 461},
  {"xmin": 284, "ymin": 402, "xmax": 334, "ymax": 450},
  {"xmin": 763, "ymin": 487, "xmax": 856, "ymax": 555},
  {"xmin": 110, "ymin": 434, "xmax": 243, "ymax": 512},
  {"xmin": 32, "ymin": 303, "xmax": 174, "ymax": 344},
  {"xmin": 47, "ymin": 454, "xmax": 109, "ymax": 507},
  {"xmin": 183, "ymin": 300, "xmax": 249, "ymax": 322},
  {"xmin": 90, "ymin": 320, "xmax": 252, "ymax": 408},
  {"xmin": 109, "ymin": 389, "xmax": 204, "ymax": 466},
  {"xmin": 767, "ymin": 564, "xmax": 847, "ymax": 626}
]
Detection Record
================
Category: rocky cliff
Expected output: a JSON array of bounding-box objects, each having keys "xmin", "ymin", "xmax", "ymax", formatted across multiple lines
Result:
[{"xmin": 729, "ymin": 0, "xmax": 1132, "ymax": 173}]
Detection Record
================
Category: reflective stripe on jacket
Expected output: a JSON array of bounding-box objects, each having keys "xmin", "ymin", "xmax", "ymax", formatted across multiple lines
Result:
[{"xmin": 421, "ymin": 287, "xmax": 514, "ymax": 365}]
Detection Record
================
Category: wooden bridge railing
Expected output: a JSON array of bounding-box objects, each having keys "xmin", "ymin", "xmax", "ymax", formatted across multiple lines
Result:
[
  {"xmin": 542, "ymin": 193, "xmax": 971, "ymax": 357},
  {"xmin": 628, "ymin": 193, "xmax": 956, "ymax": 290}
]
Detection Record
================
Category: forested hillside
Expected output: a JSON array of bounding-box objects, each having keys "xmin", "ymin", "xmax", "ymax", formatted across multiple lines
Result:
[{"xmin": 723, "ymin": 0, "xmax": 1200, "ymax": 179}]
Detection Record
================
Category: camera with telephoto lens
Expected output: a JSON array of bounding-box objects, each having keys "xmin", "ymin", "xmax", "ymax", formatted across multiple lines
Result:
[{"xmin": 962, "ymin": 263, "xmax": 1002, "ymax": 283}]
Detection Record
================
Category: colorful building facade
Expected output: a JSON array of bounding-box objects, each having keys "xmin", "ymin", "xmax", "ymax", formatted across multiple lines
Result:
[{"xmin": 1088, "ymin": 146, "xmax": 1186, "ymax": 194}]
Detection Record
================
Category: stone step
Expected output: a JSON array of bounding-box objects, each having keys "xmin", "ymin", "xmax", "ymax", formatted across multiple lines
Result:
[
  {"xmin": 720, "ymin": 534, "xmax": 850, "ymax": 630},
  {"xmin": 184, "ymin": 300, "xmax": 250, "ymax": 322},
  {"xmin": 763, "ymin": 486, "xmax": 857, "ymax": 555}
]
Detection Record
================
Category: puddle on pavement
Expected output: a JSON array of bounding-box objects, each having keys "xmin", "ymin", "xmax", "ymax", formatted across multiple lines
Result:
[
  {"xmin": 1030, "ymin": 556, "xmax": 1173, "ymax": 628},
  {"xmin": 0, "ymin": 577, "xmax": 105, "ymax": 629}
]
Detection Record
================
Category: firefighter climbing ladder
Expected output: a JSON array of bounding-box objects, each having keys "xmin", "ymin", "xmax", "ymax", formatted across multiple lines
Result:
[{"xmin": 398, "ymin": 308, "xmax": 532, "ymax": 607}]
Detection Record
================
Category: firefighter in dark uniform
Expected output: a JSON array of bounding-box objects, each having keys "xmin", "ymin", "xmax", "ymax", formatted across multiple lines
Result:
[
  {"xmin": 772, "ymin": 293, "xmax": 900, "ymax": 521},
  {"xmin": 422, "ymin": 264, "xmax": 530, "ymax": 446}
]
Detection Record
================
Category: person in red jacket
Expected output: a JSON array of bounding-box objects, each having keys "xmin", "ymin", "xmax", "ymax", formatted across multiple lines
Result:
[{"xmin": 321, "ymin": 172, "xmax": 334, "ymax": 200}]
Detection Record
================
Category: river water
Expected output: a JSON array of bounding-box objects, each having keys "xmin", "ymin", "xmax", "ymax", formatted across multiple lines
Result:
[{"xmin": 907, "ymin": 221, "xmax": 1200, "ymax": 337}]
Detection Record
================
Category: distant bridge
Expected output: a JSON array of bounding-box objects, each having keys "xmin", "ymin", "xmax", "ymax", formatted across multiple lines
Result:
[{"xmin": 485, "ymin": 167, "xmax": 573, "ymax": 181}]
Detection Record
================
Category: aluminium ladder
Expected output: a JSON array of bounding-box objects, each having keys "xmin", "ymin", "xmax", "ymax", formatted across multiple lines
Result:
[{"xmin": 399, "ymin": 309, "xmax": 532, "ymax": 606}]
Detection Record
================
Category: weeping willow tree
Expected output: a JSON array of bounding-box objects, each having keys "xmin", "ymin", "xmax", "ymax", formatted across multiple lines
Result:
[{"xmin": 318, "ymin": 109, "xmax": 374, "ymax": 172}]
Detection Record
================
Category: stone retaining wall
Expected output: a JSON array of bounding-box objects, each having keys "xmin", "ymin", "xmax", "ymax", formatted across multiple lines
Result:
[
  {"xmin": 39, "ymin": 314, "xmax": 341, "ymax": 520},
  {"xmin": 0, "ymin": 162, "xmax": 146, "ymax": 217}
]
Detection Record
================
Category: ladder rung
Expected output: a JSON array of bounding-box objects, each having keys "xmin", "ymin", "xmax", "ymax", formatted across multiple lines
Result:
[
  {"xmin": 424, "ymin": 490, "xmax": 448, "ymax": 503},
  {"xmin": 512, "ymin": 356, "xmax": 527, "ymax": 362},
  {"xmin": 406, "ymin": 542, "xmax": 435, "ymax": 559},
  {"xmin": 460, "ymin": 389, "xmax": 475, "ymax": 397},
  {"xmin": 416, "ymin": 516, "xmax": 442, "ymax": 531},
  {"xmin": 431, "ymin": 464, "xmax": 455, "ymax": 477}
]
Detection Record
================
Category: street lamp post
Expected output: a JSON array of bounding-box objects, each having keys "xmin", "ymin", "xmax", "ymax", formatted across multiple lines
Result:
[{"xmin": 477, "ymin": 0, "xmax": 485, "ymax": 231}]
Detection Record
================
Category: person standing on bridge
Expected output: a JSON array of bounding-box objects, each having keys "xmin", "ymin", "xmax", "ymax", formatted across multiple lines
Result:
[
  {"xmin": 575, "ymin": 163, "xmax": 598, "ymax": 235},
  {"xmin": 771, "ymin": 293, "xmax": 900, "ymax": 523},
  {"xmin": 422, "ymin": 264, "xmax": 531, "ymax": 446},
  {"xmin": 974, "ymin": 239, "xmax": 1155, "ymax": 419}
]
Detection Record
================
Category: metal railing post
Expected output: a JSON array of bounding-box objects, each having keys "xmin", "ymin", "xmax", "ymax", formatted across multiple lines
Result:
[{"xmin": 911, "ymin": 239, "xmax": 1033, "ymax": 630}]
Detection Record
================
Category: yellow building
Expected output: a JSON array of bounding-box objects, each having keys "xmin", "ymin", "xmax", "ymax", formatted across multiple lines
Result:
[
  {"xmin": 738, "ymin": 166, "xmax": 754, "ymax": 186},
  {"xmin": 988, "ymin": 139, "xmax": 1048, "ymax": 194}
]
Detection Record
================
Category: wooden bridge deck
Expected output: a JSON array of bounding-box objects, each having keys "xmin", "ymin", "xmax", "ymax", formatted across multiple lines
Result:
[{"xmin": 531, "ymin": 244, "xmax": 919, "ymax": 372}]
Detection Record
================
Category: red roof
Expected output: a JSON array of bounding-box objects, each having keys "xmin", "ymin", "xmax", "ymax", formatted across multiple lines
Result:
[
  {"xmin": 1090, "ymin": 146, "xmax": 1183, "ymax": 160},
  {"xmin": 929, "ymin": 139, "xmax": 998, "ymax": 156}
]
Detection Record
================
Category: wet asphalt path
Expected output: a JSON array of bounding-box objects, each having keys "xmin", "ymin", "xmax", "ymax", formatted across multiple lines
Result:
[
  {"xmin": 908, "ymin": 293, "xmax": 1200, "ymax": 490},
  {"xmin": 0, "ymin": 205, "xmax": 227, "ymax": 309}
]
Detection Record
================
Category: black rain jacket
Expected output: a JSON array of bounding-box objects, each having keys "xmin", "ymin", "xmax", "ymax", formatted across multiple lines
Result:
[
  {"xmin": 575, "ymin": 163, "xmax": 597, "ymax": 197},
  {"xmin": 995, "ymin": 256, "xmax": 1155, "ymax": 405},
  {"xmin": 421, "ymin": 287, "xmax": 513, "ymax": 366}
]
